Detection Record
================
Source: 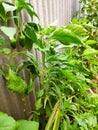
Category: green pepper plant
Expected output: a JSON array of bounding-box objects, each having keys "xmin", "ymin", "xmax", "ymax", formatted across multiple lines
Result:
[
  {"xmin": 31, "ymin": 19, "xmax": 98, "ymax": 129},
  {"xmin": 0, "ymin": 0, "xmax": 40, "ymax": 129},
  {"xmin": 0, "ymin": 0, "xmax": 98, "ymax": 130}
]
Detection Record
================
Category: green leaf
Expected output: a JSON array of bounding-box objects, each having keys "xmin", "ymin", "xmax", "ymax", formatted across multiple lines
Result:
[
  {"xmin": 25, "ymin": 36, "xmax": 33, "ymax": 50},
  {"xmin": 24, "ymin": 52, "xmax": 39, "ymax": 73},
  {"xmin": 45, "ymin": 105, "xmax": 52, "ymax": 117},
  {"xmin": 88, "ymin": 115, "xmax": 97, "ymax": 127},
  {"xmin": 21, "ymin": 53, "xmax": 39, "ymax": 75},
  {"xmin": 44, "ymin": 25, "xmax": 56, "ymax": 35},
  {"xmin": 27, "ymin": 78, "xmax": 35, "ymax": 94},
  {"xmin": 90, "ymin": 61, "xmax": 98, "ymax": 65},
  {"xmin": 0, "ymin": 112, "xmax": 16, "ymax": 130},
  {"xmin": 24, "ymin": 26, "xmax": 37, "ymax": 42},
  {"xmin": 0, "ymin": 48, "xmax": 11, "ymax": 55},
  {"xmin": 16, "ymin": 120, "xmax": 39, "ymax": 130},
  {"xmin": 27, "ymin": 22, "xmax": 41, "ymax": 32},
  {"xmin": 75, "ymin": 113, "xmax": 97, "ymax": 129},
  {"xmin": 85, "ymin": 40, "xmax": 96, "ymax": 45},
  {"xmin": 35, "ymin": 98, "xmax": 42, "ymax": 110},
  {"xmin": 0, "ymin": 35, "xmax": 6, "ymax": 45},
  {"xmin": 0, "ymin": 3, "xmax": 6, "ymax": 22},
  {"xmin": 64, "ymin": 100, "xmax": 71, "ymax": 110},
  {"xmin": 71, "ymin": 104, "xmax": 77, "ymax": 111},
  {"xmin": 66, "ymin": 24, "xmax": 87, "ymax": 36},
  {"xmin": 7, "ymin": 69, "xmax": 27, "ymax": 94},
  {"xmin": 53, "ymin": 109, "xmax": 60, "ymax": 130},
  {"xmin": 15, "ymin": 0, "xmax": 39, "ymax": 18},
  {"xmin": 61, "ymin": 120, "xmax": 68, "ymax": 130},
  {"xmin": 83, "ymin": 23, "xmax": 96, "ymax": 29},
  {"xmin": 0, "ymin": 26, "xmax": 16, "ymax": 39},
  {"xmin": 2, "ymin": 2, "xmax": 16, "ymax": 12},
  {"xmin": 36, "ymin": 89, "xmax": 44, "ymax": 98},
  {"xmin": 24, "ymin": 25, "xmax": 37, "ymax": 50},
  {"xmin": 82, "ymin": 47, "xmax": 98, "ymax": 56},
  {"xmin": 45, "ymin": 101, "xmax": 60, "ymax": 130},
  {"xmin": 33, "ymin": 39, "xmax": 45, "ymax": 52},
  {"xmin": 51, "ymin": 28, "xmax": 83, "ymax": 45},
  {"xmin": 21, "ymin": 52, "xmax": 39, "ymax": 72},
  {"xmin": 62, "ymin": 70, "xmax": 77, "ymax": 83},
  {"xmin": 75, "ymin": 116, "xmax": 88, "ymax": 130},
  {"xmin": 26, "ymin": 3, "xmax": 39, "ymax": 18},
  {"xmin": 71, "ymin": 17, "xmax": 79, "ymax": 24},
  {"xmin": 23, "ymin": 60, "xmax": 37, "ymax": 75}
]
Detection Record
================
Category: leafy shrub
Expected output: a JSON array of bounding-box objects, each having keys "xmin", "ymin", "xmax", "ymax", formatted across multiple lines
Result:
[{"xmin": 0, "ymin": 0, "xmax": 98, "ymax": 130}]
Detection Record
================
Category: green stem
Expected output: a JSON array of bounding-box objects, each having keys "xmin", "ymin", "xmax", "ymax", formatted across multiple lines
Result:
[
  {"xmin": 42, "ymin": 52, "xmax": 45, "ymax": 69},
  {"xmin": 40, "ymin": 51, "xmax": 46, "ymax": 89},
  {"xmin": 41, "ymin": 36, "xmax": 46, "ymax": 86},
  {"xmin": 48, "ymin": 98, "xmax": 52, "ymax": 110}
]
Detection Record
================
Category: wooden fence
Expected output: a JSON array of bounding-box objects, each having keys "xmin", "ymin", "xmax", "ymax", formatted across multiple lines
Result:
[{"xmin": 0, "ymin": 0, "xmax": 80, "ymax": 119}]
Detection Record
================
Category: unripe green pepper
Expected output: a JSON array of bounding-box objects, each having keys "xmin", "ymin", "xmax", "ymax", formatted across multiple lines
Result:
[
  {"xmin": 19, "ymin": 34, "xmax": 25, "ymax": 47},
  {"xmin": 10, "ymin": 38, "xmax": 16, "ymax": 49},
  {"xmin": 50, "ymin": 46, "xmax": 55, "ymax": 55}
]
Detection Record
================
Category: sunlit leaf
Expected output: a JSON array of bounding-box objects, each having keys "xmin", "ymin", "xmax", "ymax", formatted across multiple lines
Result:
[
  {"xmin": 35, "ymin": 98, "xmax": 42, "ymax": 110},
  {"xmin": 2, "ymin": 2, "xmax": 16, "ymax": 12},
  {"xmin": 0, "ymin": 112, "xmax": 16, "ymax": 130},
  {"xmin": 66, "ymin": 24, "xmax": 87, "ymax": 36},
  {"xmin": 85, "ymin": 40, "xmax": 96, "ymax": 45},
  {"xmin": 0, "ymin": 48, "xmax": 11, "ymax": 55},
  {"xmin": 62, "ymin": 70, "xmax": 77, "ymax": 83},
  {"xmin": 27, "ymin": 78, "xmax": 35, "ymax": 94},
  {"xmin": 82, "ymin": 47, "xmax": 98, "ymax": 56},
  {"xmin": 36, "ymin": 89, "xmax": 44, "ymax": 98},
  {"xmin": 0, "ymin": 26, "xmax": 16, "ymax": 39},
  {"xmin": 44, "ymin": 25, "xmax": 56, "ymax": 35},
  {"xmin": 7, "ymin": 69, "xmax": 27, "ymax": 94},
  {"xmin": 51, "ymin": 28, "xmax": 83, "ymax": 45},
  {"xmin": 16, "ymin": 120, "xmax": 39, "ymax": 130},
  {"xmin": 15, "ymin": 0, "xmax": 39, "ymax": 18}
]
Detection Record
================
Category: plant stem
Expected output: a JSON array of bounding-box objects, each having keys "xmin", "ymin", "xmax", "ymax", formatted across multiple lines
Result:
[
  {"xmin": 48, "ymin": 98, "xmax": 52, "ymax": 110},
  {"xmin": 42, "ymin": 52, "xmax": 45, "ymax": 69},
  {"xmin": 41, "ymin": 37, "xmax": 46, "ymax": 86}
]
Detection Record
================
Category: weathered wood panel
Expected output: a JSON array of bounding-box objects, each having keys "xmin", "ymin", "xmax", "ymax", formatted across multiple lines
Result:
[{"xmin": 0, "ymin": 0, "xmax": 80, "ymax": 119}]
